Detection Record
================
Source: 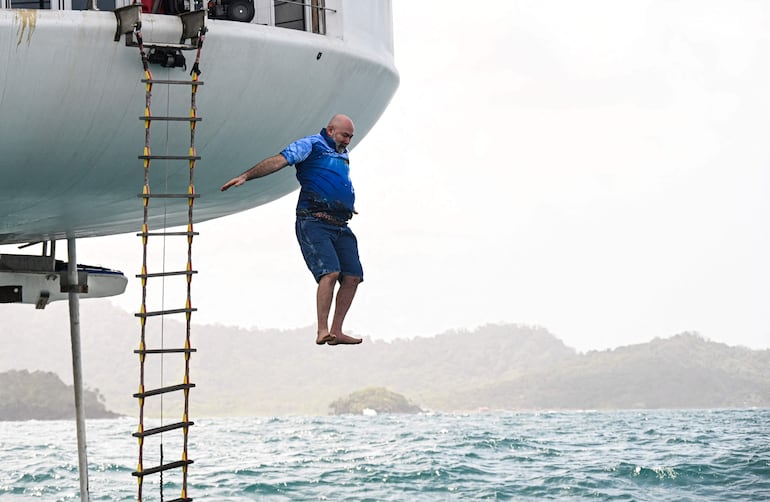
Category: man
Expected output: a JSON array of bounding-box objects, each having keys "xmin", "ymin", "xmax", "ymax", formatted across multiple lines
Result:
[{"xmin": 220, "ymin": 114, "xmax": 363, "ymax": 346}]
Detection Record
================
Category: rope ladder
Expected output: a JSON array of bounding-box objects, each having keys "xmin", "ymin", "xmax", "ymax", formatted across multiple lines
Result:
[{"xmin": 121, "ymin": 8, "xmax": 207, "ymax": 501}]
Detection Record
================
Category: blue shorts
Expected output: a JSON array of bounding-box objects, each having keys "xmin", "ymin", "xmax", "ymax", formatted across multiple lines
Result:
[{"xmin": 295, "ymin": 216, "xmax": 364, "ymax": 283}]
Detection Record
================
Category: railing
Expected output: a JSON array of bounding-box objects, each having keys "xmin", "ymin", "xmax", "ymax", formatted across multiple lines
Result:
[
  {"xmin": 0, "ymin": 0, "xmax": 333, "ymax": 36},
  {"xmin": 10, "ymin": 0, "xmax": 49, "ymax": 6},
  {"xmin": 2, "ymin": 0, "xmax": 111, "ymax": 9},
  {"xmin": 275, "ymin": 0, "xmax": 333, "ymax": 35}
]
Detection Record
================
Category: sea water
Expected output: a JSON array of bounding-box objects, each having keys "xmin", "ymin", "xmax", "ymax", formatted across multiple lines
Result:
[{"xmin": 0, "ymin": 409, "xmax": 768, "ymax": 501}]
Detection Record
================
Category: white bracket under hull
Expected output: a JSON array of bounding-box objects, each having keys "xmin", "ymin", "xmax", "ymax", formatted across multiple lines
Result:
[{"xmin": 0, "ymin": 254, "xmax": 127, "ymax": 308}]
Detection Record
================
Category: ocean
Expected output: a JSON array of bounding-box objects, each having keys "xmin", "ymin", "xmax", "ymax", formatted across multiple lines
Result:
[{"xmin": 0, "ymin": 409, "xmax": 768, "ymax": 501}]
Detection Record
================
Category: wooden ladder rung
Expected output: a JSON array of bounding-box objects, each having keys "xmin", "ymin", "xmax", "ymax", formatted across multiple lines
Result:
[
  {"xmin": 139, "ymin": 116, "xmax": 202, "ymax": 122},
  {"xmin": 136, "ymin": 231, "xmax": 200, "ymax": 237},
  {"xmin": 136, "ymin": 270, "xmax": 197, "ymax": 279},
  {"xmin": 132, "ymin": 459, "xmax": 194, "ymax": 477},
  {"xmin": 142, "ymin": 78, "xmax": 204, "ymax": 86},
  {"xmin": 137, "ymin": 193, "xmax": 201, "ymax": 199},
  {"xmin": 135, "ymin": 307, "xmax": 197, "ymax": 318},
  {"xmin": 133, "ymin": 420, "xmax": 195, "ymax": 438},
  {"xmin": 133, "ymin": 383, "xmax": 195, "ymax": 399},
  {"xmin": 134, "ymin": 348, "xmax": 197, "ymax": 355},
  {"xmin": 138, "ymin": 155, "xmax": 201, "ymax": 160}
]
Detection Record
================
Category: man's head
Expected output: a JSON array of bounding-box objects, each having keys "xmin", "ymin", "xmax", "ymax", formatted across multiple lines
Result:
[{"xmin": 326, "ymin": 114, "xmax": 355, "ymax": 153}]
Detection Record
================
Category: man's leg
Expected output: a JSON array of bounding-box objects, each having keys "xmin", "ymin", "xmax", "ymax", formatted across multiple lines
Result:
[
  {"xmin": 316, "ymin": 272, "xmax": 339, "ymax": 344},
  {"xmin": 328, "ymin": 275, "xmax": 362, "ymax": 345}
]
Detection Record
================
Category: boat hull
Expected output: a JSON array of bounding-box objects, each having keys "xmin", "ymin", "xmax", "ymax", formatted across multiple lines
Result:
[{"xmin": 0, "ymin": 6, "xmax": 398, "ymax": 244}]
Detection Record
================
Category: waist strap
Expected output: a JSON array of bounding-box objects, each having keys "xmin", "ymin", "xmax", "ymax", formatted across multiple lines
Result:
[{"xmin": 310, "ymin": 211, "xmax": 348, "ymax": 226}]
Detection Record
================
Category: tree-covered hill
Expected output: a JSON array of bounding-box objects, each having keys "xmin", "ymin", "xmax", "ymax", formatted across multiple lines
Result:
[
  {"xmin": 329, "ymin": 387, "xmax": 422, "ymax": 415},
  {"xmin": 0, "ymin": 369, "xmax": 119, "ymax": 420},
  {"xmin": 452, "ymin": 333, "xmax": 770, "ymax": 410},
  {"xmin": 1, "ymin": 300, "xmax": 769, "ymax": 418}
]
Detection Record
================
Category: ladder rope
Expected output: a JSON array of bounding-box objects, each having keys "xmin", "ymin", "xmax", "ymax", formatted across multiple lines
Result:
[
  {"xmin": 136, "ymin": 26, "xmax": 150, "ymax": 502},
  {"xmin": 133, "ymin": 18, "xmax": 204, "ymax": 502},
  {"xmin": 180, "ymin": 31, "xmax": 204, "ymax": 502}
]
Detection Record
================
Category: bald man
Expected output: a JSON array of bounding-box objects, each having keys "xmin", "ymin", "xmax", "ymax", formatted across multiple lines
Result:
[{"xmin": 221, "ymin": 114, "xmax": 363, "ymax": 346}]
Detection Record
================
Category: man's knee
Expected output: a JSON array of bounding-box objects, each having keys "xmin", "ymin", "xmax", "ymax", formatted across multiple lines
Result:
[
  {"xmin": 341, "ymin": 275, "xmax": 362, "ymax": 287},
  {"xmin": 319, "ymin": 271, "xmax": 341, "ymax": 284}
]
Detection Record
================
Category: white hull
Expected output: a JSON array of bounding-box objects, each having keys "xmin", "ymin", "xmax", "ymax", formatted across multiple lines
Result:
[{"xmin": 0, "ymin": 3, "xmax": 398, "ymax": 244}]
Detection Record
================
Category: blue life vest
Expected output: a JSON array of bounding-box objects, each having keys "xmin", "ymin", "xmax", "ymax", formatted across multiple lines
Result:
[{"xmin": 281, "ymin": 128, "xmax": 355, "ymax": 220}]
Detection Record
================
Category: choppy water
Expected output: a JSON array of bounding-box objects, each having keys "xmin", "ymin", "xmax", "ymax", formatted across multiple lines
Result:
[{"xmin": 0, "ymin": 409, "xmax": 768, "ymax": 500}]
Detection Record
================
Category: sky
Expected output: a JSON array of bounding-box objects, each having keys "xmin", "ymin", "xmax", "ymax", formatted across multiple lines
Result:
[{"xmin": 7, "ymin": 1, "xmax": 770, "ymax": 352}]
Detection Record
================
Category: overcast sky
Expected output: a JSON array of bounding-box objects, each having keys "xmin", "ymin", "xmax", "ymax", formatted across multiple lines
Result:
[{"xmin": 8, "ymin": 1, "xmax": 769, "ymax": 352}]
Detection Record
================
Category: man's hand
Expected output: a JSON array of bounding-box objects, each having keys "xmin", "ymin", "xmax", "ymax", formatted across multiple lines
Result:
[{"xmin": 220, "ymin": 175, "xmax": 247, "ymax": 191}]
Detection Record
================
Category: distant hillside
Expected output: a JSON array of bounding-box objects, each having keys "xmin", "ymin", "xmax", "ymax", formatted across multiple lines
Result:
[
  {"xmin": 0, "ymin": 370, "xmax": 119, "ymax": 420},
  {"xmin": 453, "ymin": 333, "xmax": 770, "ymax": 410},
  {"xmin": 1, "ymin": 300, "xmax": 768, "ymax": 418},
  {"xmin": 188, "ymin": 321, "xmax": 577, "ymax": 415}
]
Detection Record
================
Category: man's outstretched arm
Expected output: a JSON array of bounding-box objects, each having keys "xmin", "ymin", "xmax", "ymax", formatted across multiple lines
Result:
[{"xmin": 220, "ymin": 154, "xmax": 290, "ymax": 191}]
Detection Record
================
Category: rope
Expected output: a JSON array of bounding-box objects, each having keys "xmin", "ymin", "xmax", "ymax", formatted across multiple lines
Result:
[
  {"xmin": 180, "ymin": 29, "xmax": 203, "ymax": 502},
  {"xmin": 136, "ymin": 26, "xmax": 151, "ymax": 502}
]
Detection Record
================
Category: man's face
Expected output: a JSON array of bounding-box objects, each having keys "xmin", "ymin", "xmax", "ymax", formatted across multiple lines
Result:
[{"xmin": 329, "ymin": 124, "xmax": 354, "ymax": 153}]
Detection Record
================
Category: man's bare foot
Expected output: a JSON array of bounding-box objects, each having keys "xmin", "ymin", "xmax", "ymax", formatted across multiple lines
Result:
[
  {"xmin": 316, "ymin": 332, "xmax": 336, "ymax": 345},
  {"xmin": 328, "ymin": 333, "xmax": 362, "ymax": 345}
]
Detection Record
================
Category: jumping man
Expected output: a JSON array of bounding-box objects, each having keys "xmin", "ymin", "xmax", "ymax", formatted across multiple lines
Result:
[{"xmin": 220, "ymin": 114, "xmax": 364, "ymax": 346}]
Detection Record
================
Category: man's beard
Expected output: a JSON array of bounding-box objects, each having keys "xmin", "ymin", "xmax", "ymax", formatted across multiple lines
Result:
[{"xmin": 335, "ymin": 143, "xmax": 346, "ymax": 153}]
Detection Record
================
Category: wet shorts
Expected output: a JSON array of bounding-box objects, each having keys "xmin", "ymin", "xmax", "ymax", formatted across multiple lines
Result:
[{"xmin": 295, "ymin": 216, "xmax": 364, "ymax": 283}]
